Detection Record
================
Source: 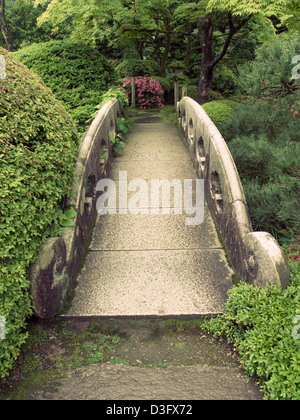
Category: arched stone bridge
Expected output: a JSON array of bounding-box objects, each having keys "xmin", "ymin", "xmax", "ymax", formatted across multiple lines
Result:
[{"xmin": 29, "ymin": 97, "xmax": 290, "ymax": 319}]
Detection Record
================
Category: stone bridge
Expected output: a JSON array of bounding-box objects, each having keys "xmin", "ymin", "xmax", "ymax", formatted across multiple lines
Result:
[{"xmin": 29, "ymin": 97, "xmax": 290, "ymax": 319}]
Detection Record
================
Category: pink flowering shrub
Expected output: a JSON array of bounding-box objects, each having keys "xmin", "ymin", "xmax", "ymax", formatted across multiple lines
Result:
[{"xmin": 123, "ymin": 77, "xmax": 164, "ymax": 109}]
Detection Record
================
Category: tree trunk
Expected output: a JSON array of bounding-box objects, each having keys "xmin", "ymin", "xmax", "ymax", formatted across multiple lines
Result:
[
  {"xmin": 136, "ymin": 41, "xmax": 144, "ymax": 60},
  {"xmin": 184, "ymin": 21, "xmax": 192, "ymax": 72},
  {"xmin": 196, "ymin": 13, "xmax": 251, "ymax": 105},
  {"xmin": 196, "ymin": 14, "xmax": 214, "ymax": 105},
  {"xmin": 159, "ymin": 31, "xmax": 171, "ymax": 78},
  {"xmin": 0, "ymin": 0, "xmax": 13, "ymax": 51}
]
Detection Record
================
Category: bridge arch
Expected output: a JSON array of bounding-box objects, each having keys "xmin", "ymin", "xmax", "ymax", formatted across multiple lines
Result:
[{"xmin": 29, "ymin": 96, "xmax": 290, "ymax": 318}]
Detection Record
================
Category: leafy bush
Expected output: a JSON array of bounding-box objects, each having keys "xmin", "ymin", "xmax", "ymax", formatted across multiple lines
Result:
[
  {"xmin": 0, "ymin": 47, "xmax": 78, "ymax": 378},
  {"xmin": 14, "ymin": 40, "xmax": 117, "ymax": 131},
  {"xmin": 202, "ymin": 100, "xmax": 238, "ymax": 128},
  {"xmin": 91, "ymin": 86, "xmax": 129, "ymax": 113},
  {"xmin": 123, "ymin": 77, "xmax": 164, "ymax": 109},
  {"xmin": 204, "ymin": 250, "xmax": 300, "ymax": 400}
]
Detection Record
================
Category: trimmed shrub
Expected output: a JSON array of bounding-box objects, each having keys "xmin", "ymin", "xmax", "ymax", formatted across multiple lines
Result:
[
  {"xmin": 0, "ymin": 47, "xmax": 78, "ymax": 378},
  {"xmin": 14, "ymin": 40, "xmax": 117, "ymax": 131},
  {"xmin": 202, "ymin": 100, "xmax": 238, "ymax": 129}
]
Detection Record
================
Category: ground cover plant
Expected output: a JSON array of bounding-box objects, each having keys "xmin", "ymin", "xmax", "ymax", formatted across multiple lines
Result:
[
  {"xmin": 0, "ymin": 47, "xmax": 78, "ymax": 378},
  {"xmin": 203, "ymin": 249, "xmax": 300, "ymax": 400}
]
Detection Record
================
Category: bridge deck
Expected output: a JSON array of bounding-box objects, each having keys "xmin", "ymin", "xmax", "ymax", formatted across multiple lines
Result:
[{"xmin": 66, "ymin": 119, "xmax": 234, "ymax": 317}]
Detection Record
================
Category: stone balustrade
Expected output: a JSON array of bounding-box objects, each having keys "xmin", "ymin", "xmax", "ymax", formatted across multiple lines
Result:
[
  {"xmin": 29, "ymin": 99, "xmax": 123, "ymax": 318},
  {"xmin": 177, "ymin": 96, "xmax": 290, "ymax": 289}
]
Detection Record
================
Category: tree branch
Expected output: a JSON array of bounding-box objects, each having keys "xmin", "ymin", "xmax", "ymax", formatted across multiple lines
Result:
[{"xmin": 211, "ymin": 14, "xmax": 251, "ymax": 69}]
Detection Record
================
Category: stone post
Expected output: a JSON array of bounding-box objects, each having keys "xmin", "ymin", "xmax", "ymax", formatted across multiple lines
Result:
[
  {"xmin": 174, "ymin": 80, "xmax": 179, "ymax": 109},
  {"xmin": 131, "ymin": 77, "xmax": 136, "ymax": 108}
]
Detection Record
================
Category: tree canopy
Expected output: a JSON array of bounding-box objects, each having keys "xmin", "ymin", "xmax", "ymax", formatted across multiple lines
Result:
[{"xmin": 29, "ymin": 0, "xmax": 299, "ymax": 103}]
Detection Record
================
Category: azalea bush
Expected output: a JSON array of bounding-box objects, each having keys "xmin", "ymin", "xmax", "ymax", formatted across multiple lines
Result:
[{"xmin": 123, "ymin": 77, "xmax": 164, "ymax": 109}]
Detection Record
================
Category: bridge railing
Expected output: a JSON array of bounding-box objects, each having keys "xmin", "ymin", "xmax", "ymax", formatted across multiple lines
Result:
[
  {"xmin": 29, "ymin": 99, "xmax": 123, "ymax": 318},
  {"xmin": 178, "ymin": 96, "xmax": 290, "ymax": 289}
]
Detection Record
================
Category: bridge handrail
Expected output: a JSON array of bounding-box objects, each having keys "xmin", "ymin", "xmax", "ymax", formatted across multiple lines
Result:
[
  {"xmin": 29, "ymin": 99, "xmax": 123, "ymax": 318},
  {"xmin": 178, "ymin": 96, "xmax": 290, "ymax": 289}
]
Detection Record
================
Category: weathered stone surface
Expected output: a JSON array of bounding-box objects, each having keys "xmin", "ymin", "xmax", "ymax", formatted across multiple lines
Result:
[
  {"xmin": 29, "ymin": 100, "xmax": 123, "ymax": 318},
  {"xmin": 66, "ymin": 121, "xmax": 234, "ymax": 317},
  {"xmin": 30, "ymin": 237, "xmax": 69, "ymax": 319},
  {"xmin": 246, "ymin": 232, "xmax": 290, "ymax": 289},
  {"xmin": 31, "ymin": 362, "xmax": 263, "ymax": 400},
  {"xmin": 66, "ymin": 249, "xmax": 233, "ymax": 316}
]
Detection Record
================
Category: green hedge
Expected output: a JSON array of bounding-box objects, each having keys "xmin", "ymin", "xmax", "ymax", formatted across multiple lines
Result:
[
  {"xmin": 202, "ymin": 100, "xmax": 238, "ymax": 129},
  {"xmin": 14, "ymin": 40, "xmax": 117, "ymax": 131},
  {"xmin": 0, "ymin": 47, "xmax": 78, "ymax": 378}
]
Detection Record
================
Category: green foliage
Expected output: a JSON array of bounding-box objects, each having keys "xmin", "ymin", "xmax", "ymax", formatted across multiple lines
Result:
[
  {"xmin": 202, "ymin": 100, "xmax": 238, "ymax": 128},
  {"xmin": 14, "ymin": 40, "xmax": 117, "ymax": 131},
  {"xmin": 110, "ymin": 118, "xmax": 131, "ymax": 156},
  {"xmin": 93, "ymin": 87, "xmax": 129, "ymax": 112},
  {"xmin": 204, "ymin": 252, "xmax": 300, "ymax": 400},
  {"xmin": 237, "ymin": 34, "xmax": 300, "ymax": 100},
  {"xmin": 0, "ymin": 47, "xmax": 78, "ymax": 378},
  {"xmin": 228, "ymin": 135, "xmax": 275, "ymax": 185},
  {"xmin": 220, "ymin": 37, "xmax": 299, "ymax": 242},
  {"xmin": 116, "ymin": 59, "xmax": 160, "ymax": 78},
  {"xmin": 242, "ymin": 175, "xmax": 299, "ymax": 241},
  {"xmin": 211, "ymin": 65, "xmax": 239, "ymax": 97},
  {"xmin": 59, "ymin": 209, "xmax": 77, "ymax": 227},
  {"xmin": 221, "ymin": 98, "xmax": 299, "ymax": 144},
  {"xmin": 228, "ymin": 136, "xmax": 300, "ymax": 240},
  {"xmin": 0, "ymin": 0, "xmax": 55, "ymax": 50}
]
